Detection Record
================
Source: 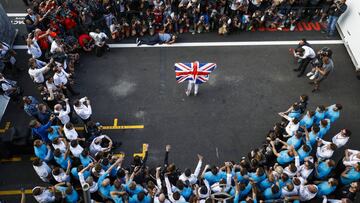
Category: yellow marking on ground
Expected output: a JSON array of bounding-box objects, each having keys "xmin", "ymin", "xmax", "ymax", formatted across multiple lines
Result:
[
  {"xmin": 114, "ymin": 118, "xmax": 118, "ymax": 126},
  {"xmin": 74, "ymin": 126, "xmax": 85, "ymax": 131},
  {"xmin": 133, "ymin": 143, "xmax": 147, "ymax": 158},
  {"xmin": 30, "ymin": 156, "xmax": 37, "ymax": 161},
  {"xmin": 113, "ymin": 153, "xmax": 125, "ymax": 158},
  {"xmin": 0, "ymin": 122, "xmax": 11, "ymax": 133},
  {"xmin": 0, "ymin": 189, "xmax": 32, "ymax": 196},
  {"xmin": 0, "ymin": 157, "xmax": 22, "ymax": 162}
]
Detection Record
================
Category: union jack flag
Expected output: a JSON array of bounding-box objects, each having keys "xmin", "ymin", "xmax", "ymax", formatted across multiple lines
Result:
[{"xmin": 174, "ymin": 61, "xmax": 217, "ymax": 84}]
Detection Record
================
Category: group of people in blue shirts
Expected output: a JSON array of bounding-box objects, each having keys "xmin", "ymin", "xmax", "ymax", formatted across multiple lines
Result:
[{"xmin": 30, "ymin": 94, "xmax": 360, "ymax": 203}]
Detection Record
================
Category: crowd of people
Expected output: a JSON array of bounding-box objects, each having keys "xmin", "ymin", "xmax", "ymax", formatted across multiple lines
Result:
[{"xmin": 25, "ymin": 93, "xmax": 360, "ymax": 203}]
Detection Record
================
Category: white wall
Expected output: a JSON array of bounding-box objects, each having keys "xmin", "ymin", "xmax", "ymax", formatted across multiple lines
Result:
[{"xmin": 337, "ymin": 0, "xmax": 360, "ymax": 70}]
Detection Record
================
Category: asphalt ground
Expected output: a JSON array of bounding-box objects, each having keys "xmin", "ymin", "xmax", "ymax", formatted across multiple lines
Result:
[{"xmin": 1, "ymin": 1, "xmax": 360, "ymax": 202}]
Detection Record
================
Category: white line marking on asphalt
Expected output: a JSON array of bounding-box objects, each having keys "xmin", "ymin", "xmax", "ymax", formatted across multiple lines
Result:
[
  {"xmin": 13, "ymin": 40, "xmax": 343, "ymax": 50},
  {"xmin": 7, "ymin": 13, "xmax": 27, "ymax": 17}
]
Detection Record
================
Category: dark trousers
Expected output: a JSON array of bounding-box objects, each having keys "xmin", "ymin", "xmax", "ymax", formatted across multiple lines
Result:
[
  {"xmin": 63, "ymin": 83, "xmax": 78, "ymax": 97},
  {"xmin": 297, "ymin": 57, "xmax": 312, "ymax": 76},
  {"xmin": 140, "ymin": 34, "xmax": 160, "ymax": 45}
]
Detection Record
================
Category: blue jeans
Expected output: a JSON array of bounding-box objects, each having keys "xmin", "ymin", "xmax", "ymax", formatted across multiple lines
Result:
[{"xmin": 327, "ymin": 15, "xmax": 339, "ymax": 36}]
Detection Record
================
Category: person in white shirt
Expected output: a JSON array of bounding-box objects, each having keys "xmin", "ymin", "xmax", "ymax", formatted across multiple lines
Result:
[
  {"xmin": 32, "ymin": 158, "xmax": 52, "ymax": 182},
  {"xmin": 50, "ymin": 38, "xmax": 65, "ymax": 54},
  {"xmin": 316, "ymin": 139, "xmax": 337, "ymax": 160},
  {"xmin": 52, "ymin": 161, "xmax": 71, "ymax": 183},
  {"xmin": 89, "ymin": 135, "xmax": 113, "ymax": 156},
  {"xmin": 28, "ymin": 58, "xmax": 52, "ymax": 84},
  {"xmin": 52, "ymin": 137, "xmax": 68, "ymax": 153},
  {"xmin": 32, "ymin": 186, "xmax": 56, "ymax": 203},
  {"xmin": 279, "ymin": 112, "xmax": 299, "ymax": 137},
  {"xmin": 53, "ymin": 66, "xmax": 79, "ymax": 96},
  {"xmin": 54, "ymin": 99, "xmax": 71, "ymax": 125},
  {"xmin": 179, "ymin": 154, "xmax": 203, "ymax": 185},
  {"xmin": 298, "ymin": 184, "xmax": 318, "ymax": 201},
  {"xmin": 73, "ymin": 97, "xmax": 92, "ymax": 123},
  {"xmin": 292, "ymin": 46, "xmax": 316, "ymax": 77},
  {"xmin": 297, "ymin": 156, "xmax": 314, "ymax": 180},
  {"xmin": 69, "ymin": 140, "xmax": 84, "ymax": 157},
  {"xmin": 332, "ymin": 129, "xmax": 351, "ymax": 148},
  {"xmin": 343, "ymin": 149, "xmax": 360, "ymax": 167},
  {"xmin": 89, "ymin": 29, "xmax": 110, "ymax": 57},
  {"xmin": 79, "ymin": 163, "xmax": 98, "ymax": 193},
  {"xmin": 26, "ymin": 36, "xmax": 42, "ymax": 59},
  {"xmin": 281, "ymin": 182, "xmax": 298, "ymax": 198},
  {"xmin": 63, "ymin": 122, "xmax": 79, "ymax": 141}
]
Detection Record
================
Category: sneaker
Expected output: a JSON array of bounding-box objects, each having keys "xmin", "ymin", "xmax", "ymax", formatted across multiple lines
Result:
[
  {"xmin": 194, "ymin": 92, "xmax": 198, "ymax": 96},
  {"xmin": 136, "ymin": 38, "xmax": 139, "ymax": 44},
  {"xmin": 185, "ymin": 90, "xmax": 190, "ymax": 96},
  {"xmin": 309, "ymin": 75, "xmax": 316, "ymax": 80},
  {"xmin": 306, "ymin": 72, "xmax": 313, "ymax": 77},
  {"xmin": 136, "ymin": 40, "xmax": 141, "ymax": 46}
]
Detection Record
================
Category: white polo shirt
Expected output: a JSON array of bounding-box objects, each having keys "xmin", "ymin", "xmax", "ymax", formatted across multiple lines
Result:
[
  {"xmin": 332, "ymin": 132, "xmax": 349, "ymax": 148},
  {"xmin": 53, "ymin": 69, "xmax": 69, "ymax": 86},
  {"xmin": 28, "ymin": 65, "xmax": 49, "ymax": 83},
  {"xmin": 70, "ymin": 144, "xmax": 84, "ymax": 158},
  {"xmin": 33, "ymin": 162, "xmax": 52, "ymax": 182},
  {"xmin": 27, "ymin": 40, "xmax": 42, "ymax": 58},
  {"xmin": 74, "ymin": 97, "xmax": 92, "ymax": 120},
  {"xmin": 52, "ymin": 140, "xmax": 67, "ymax": 153},
  {"xmin": 285, "ymin": 119, "xmax": 299, "ymax": 136},
  {"xmin": 33, "ymin": 188, "xmax": 56, "ymax": 203},
  {"xmin": 54, "ymin": 102, "xmax": 71, "ymax": 125},
  {"xmin": 316, "ymin": 145, "xmax": 334, "ymax": 160},
  {"xmin": 299, "ymin": 185, "xmax": 318, "ymax": 201},
  {"xmin": 53, "ymin": 171, "xmax": 70, "ymax": 183},
  {"xmin": 64, "ymin": 125, "xmax": 78, "ymax": 141}
]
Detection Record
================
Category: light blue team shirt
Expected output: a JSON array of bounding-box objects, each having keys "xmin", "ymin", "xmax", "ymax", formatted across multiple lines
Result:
[
  {"xmin": 180, "ymin": 187, "xmax": 193, "ymax": 200},
  {"xmin": 79, "ymin": 154, "xmax": 92, "ymax": 167},
  {"xmin": 233, "ymin": 182, "xmax": 252, "ymax": 202},
  {"xmin": 316, "ymin": 161, "xmax": 333, "ymax": 179},
  {"xmin": 297, "ymin": 141, "xmax": 312, "ymax": 162},
  {"xmin": 34, "ymin": 144, "xmax": 52, "ymax": 162},
  {"xmin": 341, "ymin": 167, "xmax": 360, "ymax": 185},
  {"xmin": 314, "ymin": 110, "xmax": 325, "ymax": 124},
  {"xmin": 204, "ymin": 171, "xmax": 227, "ymax": 185},
  {"xmin": 288, "ymin": 110, "xmax": 301, "ymax": 119},
  {"xmin": 308, "ymin": 131, "xmax": 319, "ymax": 146},
  {"xmin": 300, "ymin": 115, "xmax": 314, "ymax": 129},
  {"xmin": 263, "ymin": 187, "xmax": 281, "ymax": 200},
  {"xmin": 112, "ymin": 196, "xmax": 124, "ymax": 203},
  {"xmin": 258, "ymin": 178, "xmax": 275, "ymax": 191},
  {"xmin": 47, "ymin": 126, "xmax": 61, "ymax": 141},
  {"xmin": 54, "ymin": 153, "xmax": 71, "ymax": 169},
  {"xmin": 98, "ymin": 173, "xmax": 113, "ymax": 199},
  {"xmin": 286, "ymin": 135, "xmax": 302, "ymax": 149},
  {"xmin": 71, "ymin": 168, "xmax": 90, "ymax": 180},
  {"xmin": 316, "ymin": 181, "xmax": 336, "ymax": 197},
  {"xmin": 235, "ymin": 171, "xmax": 249, "ymax": 183},
  {"xmin": 56, "ymin": 186, "xmax": 79, "ymax": 203},
  {"xmin": 318, "ymin": 122, "xmax": 331, "ymax": 139},
  {"xmin": 129, "ymin": 194, "xmax": 152, "ymax": 203},
  {"xmin": 124, "ymin": 183, "xmax": 144, "ymax": 196},
  {"xmin": 325, "ymin": 105, "xmax": 340, "ymax": 123},
  {"xmin": 277, "ymin": 150, "xmax": 294, "ymax": 165},
  {"xmin": 249, "ymin": 172, "xmax": 266, "ymax": 183}
]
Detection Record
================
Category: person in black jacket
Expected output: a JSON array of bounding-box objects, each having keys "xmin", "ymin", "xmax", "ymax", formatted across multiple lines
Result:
[{"xmin": 325, "ymin": 0, "xmax": 347, "ymax": 37}]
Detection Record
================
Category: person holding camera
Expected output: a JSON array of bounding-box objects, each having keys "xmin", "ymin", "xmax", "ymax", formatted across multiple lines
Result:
[
  {"xmin": 0, "ymin": 73, "xmax": 22, "ymax": 101},
  {"xmin": 309, "ymin": 56, "xmax": 334, "ymax": 92},
  {"xmin": 78, "ymin": 33, "xmax": 95, "ymax": 52},
  {"xmin": 89, "ymin": 29, "xmax": 110, "ymax": 57},
  {"xmin": 325, "ymin": 0, "xmax": 347, "ymax": 37}
]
